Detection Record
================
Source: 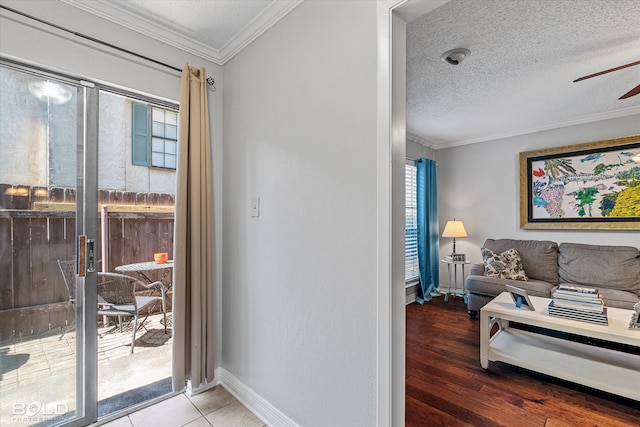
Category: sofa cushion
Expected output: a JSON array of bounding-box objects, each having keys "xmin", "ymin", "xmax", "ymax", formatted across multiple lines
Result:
[
  {"xmin": 466, "ymin": 276, "xmax": 553, "ymax": 299},
  {"xmin": 482, "ymin": 248, "xmax": 528, "ymax": 281},
  {"xmin": 558, "ymin": 243, "xmax": 640, "ymax": 296},
  {"xmin": 483, "ymin": 239, "xmax": 559, "ymax": 285}
]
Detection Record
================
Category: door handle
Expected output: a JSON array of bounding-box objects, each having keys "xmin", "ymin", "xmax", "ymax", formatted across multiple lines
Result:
[
  {"xmin": 78, "ymin": 235, "xmax": 86, "ymax": 277},
  {"xmin": 77, "ymin": 236, "xmax": 96, "ymax": 275},
  {"xmin": 87, "ymin": 239, "xmax": 96, "ymax": 273}
]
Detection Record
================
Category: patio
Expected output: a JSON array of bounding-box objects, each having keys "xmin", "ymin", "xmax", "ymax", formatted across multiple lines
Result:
[{"xmin": 0, "ymin": 313, "xmax": 172, "ymax": 426}]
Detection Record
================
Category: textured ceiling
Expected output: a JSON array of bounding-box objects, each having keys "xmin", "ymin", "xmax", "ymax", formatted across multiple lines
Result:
[
  {"xmin": 63, "ymin": 0, "xmax": 640, "ymax": 148},
  {"xmin": 407, "ymin": 0, "xmax": 640, "ymax": 147}
]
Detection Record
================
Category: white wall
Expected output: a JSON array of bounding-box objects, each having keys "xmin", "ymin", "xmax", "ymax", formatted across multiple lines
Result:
[
  {"xmin": 222, "ymin": 1, "xmax": 379, "ymax": 425},
  {"xmin": 407, "ymin": 139, "xmax": 435, "ymax": 161},
  {"xmin": 436, "ymin": 115, "xmax": 640, "ymax": 284},
  {"xmin": 0, "ymin": 0, "xmax": 224, "ymax": 364}
]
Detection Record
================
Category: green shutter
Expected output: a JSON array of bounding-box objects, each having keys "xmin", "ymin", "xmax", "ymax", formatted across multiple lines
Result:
[{"xmin": 132, "ymin": 102, "xmax": 149, "ymax": 166}]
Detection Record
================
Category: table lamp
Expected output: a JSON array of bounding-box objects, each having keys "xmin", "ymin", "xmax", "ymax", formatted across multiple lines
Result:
[{"xmin": 442, "ymin": 219, "xmax": 467, "ymax": 256}]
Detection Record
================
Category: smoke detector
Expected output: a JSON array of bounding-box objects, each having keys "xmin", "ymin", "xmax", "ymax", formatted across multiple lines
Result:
[{"xmin": 441, "ymin": 48, "xmax": 471, "ymax": 65}]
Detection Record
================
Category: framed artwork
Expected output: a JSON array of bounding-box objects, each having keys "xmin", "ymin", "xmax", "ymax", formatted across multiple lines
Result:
[{"xmin": 519, "ymin": 134, "xmax": 640, "ymax": 230}]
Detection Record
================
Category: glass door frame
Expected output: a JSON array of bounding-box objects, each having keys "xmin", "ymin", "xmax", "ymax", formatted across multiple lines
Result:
[
  {"xmin": 1, "ymin": 58, "xmax": 179, "ymax": 426},
  {"xmin": 69, "ymin": 81, "xmax": 99, "ymax": 427},
  {"xmin": 0, "ymin": 58, "xmax": 100, "ymax": 427}
]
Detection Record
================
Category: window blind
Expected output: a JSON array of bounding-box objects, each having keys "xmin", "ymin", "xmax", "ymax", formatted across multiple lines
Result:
[{"xmin": 405, "ymin": 163, "xmax": 419, "ymax": 282}]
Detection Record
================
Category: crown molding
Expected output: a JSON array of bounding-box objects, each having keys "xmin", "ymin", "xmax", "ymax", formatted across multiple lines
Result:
[
  {"xmin": 60, "ymin": 0, "xmax": 302, "ymax": 66},
  {"xmin": 417, "ymin": 105, "xmax": 640, "ymax": 150},
  {"xmin": 406, "ymin": 131, "xmax": 436, "ymax": 148},
  {"xmin": 218, "ymin": 0, "xmax": 303, "ymax": 64}
]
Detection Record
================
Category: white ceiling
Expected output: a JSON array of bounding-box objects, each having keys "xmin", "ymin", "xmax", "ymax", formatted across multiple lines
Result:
[
  {"xmin": 63, "ymin": 0, "xmax": 640, "ymax": 149},
  {"xmin": 62, "ymin": 0, "xmax": 302, "ymax": 64}
]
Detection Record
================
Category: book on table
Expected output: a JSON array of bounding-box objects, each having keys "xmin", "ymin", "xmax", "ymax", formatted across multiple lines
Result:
[
  {"xmin": 552, "ymin": 294, "xmax": 604, "ymax": 305},
  {"xmin": 548, "ymin": 310, "xmax": 608, "ymax": 325},
  {"xmin": 551, "ymin": 297, "xmax": 604, "ymax": 312},
  {"xmin": 553, "ymin": 284, "xmax": 599, "ymax": 299},
  {"xmin": 547, "ymin": 301, "xmax": 608, "ymax": 325}
]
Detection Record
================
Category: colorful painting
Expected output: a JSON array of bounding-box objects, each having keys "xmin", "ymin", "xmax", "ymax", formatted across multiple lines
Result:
[{"xmin": 519, "ymin": 135, "xmax": 640, "ymax": 230}]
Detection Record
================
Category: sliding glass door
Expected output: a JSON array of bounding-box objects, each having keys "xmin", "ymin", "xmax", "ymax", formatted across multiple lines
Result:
[
  {"xmin": 0, "ymin": 61, "xmax": 176, "ymax": 426},
  {"xmin": 0, "ymin": 62, "xmax": 98, "ymax": 426},
  {"xmin": 95, "ymin": 89, "xmax": 175, "ymax": 418}
]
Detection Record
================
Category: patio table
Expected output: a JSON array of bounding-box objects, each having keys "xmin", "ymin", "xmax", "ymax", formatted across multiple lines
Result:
[
  {"xmin": 115, "ymin": 260, "xmax": 173, "ymax": 326},
  {"xmin": 115, "ymin": 260, "xmax": 174, "ymax": 285}
]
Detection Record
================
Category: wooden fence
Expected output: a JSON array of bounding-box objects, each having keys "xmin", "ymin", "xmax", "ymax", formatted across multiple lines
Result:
[{"xmin": 0, "ymin": 184, "xmax": 174, "ymax": 341}]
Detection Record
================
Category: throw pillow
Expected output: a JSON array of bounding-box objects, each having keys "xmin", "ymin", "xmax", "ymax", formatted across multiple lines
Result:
[{"xmin": 482, "ymin": 248, "xmax": 529, "ymax": 281}]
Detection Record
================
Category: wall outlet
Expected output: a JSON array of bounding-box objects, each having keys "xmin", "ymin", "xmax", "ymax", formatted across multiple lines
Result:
[{"xmin": 251, "ymin": 197, "xmax": 260, "ymax": 217}]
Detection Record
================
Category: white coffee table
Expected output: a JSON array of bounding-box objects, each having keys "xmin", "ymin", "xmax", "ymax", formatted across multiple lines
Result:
[{"xmin": 480, "ymin": 292, "xmax": 640, "ymax": 401}]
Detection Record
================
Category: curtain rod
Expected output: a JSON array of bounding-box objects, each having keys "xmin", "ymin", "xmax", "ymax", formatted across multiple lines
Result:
[
  {"xmin": 0, "ymin": 4, "xmax": 215, "ymax": 86},
  {"xmin": 407, "ymin": 156, "xmax": 438, "ymax": 166}
]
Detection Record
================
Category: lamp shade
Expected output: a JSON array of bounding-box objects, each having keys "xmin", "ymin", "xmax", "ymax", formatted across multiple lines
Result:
[{"xmin": 442, "ymin": 220, "xmax": 467, "ymax": 238}]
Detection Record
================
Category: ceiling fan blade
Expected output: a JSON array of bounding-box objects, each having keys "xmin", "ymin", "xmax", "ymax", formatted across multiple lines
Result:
[
  {"xmin": 620, "ymin": 84, "xmax": 640, "ymax": 99},
  {"xmin": 573, "ymin": 60, "xmax": 640, "ymax": 82}
]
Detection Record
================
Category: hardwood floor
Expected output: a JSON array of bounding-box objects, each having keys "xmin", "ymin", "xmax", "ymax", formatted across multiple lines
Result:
[{"xmin": 405, "ymin": 295, "xmax": 640, "ymax": 426}]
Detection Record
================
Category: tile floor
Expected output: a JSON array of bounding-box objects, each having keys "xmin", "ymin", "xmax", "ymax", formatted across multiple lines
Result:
[
  {"xmin": 2, "ymin": 313, "xmax": 263, "ymax": 426},
  {"xmin": 100, "ymin": 386, "xmax": 266, "ymax": 427}
]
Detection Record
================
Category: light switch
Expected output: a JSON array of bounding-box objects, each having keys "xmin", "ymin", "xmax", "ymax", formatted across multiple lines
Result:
[{"xmin": 251, "ymin": 197, "xmax": 260, "ymax": 217}]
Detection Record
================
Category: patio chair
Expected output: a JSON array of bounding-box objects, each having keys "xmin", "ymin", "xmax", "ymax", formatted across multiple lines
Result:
[
  {"xmin": 57, "ymin": 259, "xmax": 77, "ymax": 340},
  {"xmin": 96, "ymin": 272, "xmax": 165, "ymax": 354}
]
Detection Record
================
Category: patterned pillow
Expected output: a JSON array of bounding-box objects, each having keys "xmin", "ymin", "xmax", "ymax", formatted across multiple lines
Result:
[{"xmin": 482, "ymin": 248, "xmax": 529, "ymax": 281}]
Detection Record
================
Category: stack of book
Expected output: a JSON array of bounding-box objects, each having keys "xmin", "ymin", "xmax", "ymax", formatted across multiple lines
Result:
[{"xmin": 548, "ymin": 284, "xmax": 608, "ymax": 325}]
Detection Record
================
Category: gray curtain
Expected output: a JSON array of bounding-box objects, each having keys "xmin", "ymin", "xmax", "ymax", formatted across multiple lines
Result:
[{"xmin": 172, "ymin": 64, "xmax": 215, "ymax": 391}]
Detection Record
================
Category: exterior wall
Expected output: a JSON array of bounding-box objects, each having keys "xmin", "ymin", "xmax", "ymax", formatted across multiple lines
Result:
[
  {"xmin": 99, "ymin": 92, "xmax": 128, "ymax": 191},
  {"xmin": 99, "ymin": 93, "xmax": 176, "ymax": 194},
  {"xmin": 222, "ymin": 1, "xmax": 379, "ymax": 425},
  {"xmin": 0, "ymin": 69, "xmax": 176, "ymax": 194},
  {"xmin": 0, "ymin": 67, "xmax": 76, "ymax": 187},
  {"xmin": 436, "ymin": 114, "xmax": 640, "ymax": 286}
]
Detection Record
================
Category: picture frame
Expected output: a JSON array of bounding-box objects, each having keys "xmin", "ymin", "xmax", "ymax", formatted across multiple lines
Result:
[
  {"xmin": 506, "ymin": 284, "xmax": 535, "ymax": 310},
  {"xmin": 519, "ymin": 134, "xmax": 640, "ymax": 230},
  {"xmin": 452, "ymin": 253, "xmax": 466, "ymax": 262},
  {"xmin": 629, "ymin": 302, "xmax": 640, "ymax": 330}
]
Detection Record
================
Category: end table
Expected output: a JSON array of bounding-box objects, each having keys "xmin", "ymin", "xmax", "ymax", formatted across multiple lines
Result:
[{"xmin": 441, "ymin": 259, "xmax": 471, "ymax": 303}]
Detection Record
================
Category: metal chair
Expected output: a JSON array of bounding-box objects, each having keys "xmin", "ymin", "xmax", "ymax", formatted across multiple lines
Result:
[
  {"xmin": 96, "ymin": 272, "xmax": 165, "ymax": 354},
  {"xmin": 57, "ymin": 259, "xmax": 77, "ymax": 340}
]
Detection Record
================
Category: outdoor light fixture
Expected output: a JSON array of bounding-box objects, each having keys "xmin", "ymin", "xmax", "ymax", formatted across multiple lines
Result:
[
  {"xmin": 442, "ymin": 219, "xmax": 467, "ymax": 256},
  {"xmin": 28, "ymin": 80, "xmax": 72, "ymax": 105}
]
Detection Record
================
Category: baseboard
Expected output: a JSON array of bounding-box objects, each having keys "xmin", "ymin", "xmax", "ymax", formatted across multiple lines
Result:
[{"xmin": 216, "ymin": 367, "xmax": 298, "ymax": 427}]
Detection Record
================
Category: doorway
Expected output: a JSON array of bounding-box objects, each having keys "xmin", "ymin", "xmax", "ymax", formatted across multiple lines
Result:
[{"xmin": 0, "ymin": 61, "xmax": 176, "ymax": 426}]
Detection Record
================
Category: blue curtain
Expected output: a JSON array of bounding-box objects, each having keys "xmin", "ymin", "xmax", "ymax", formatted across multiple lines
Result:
[{"xmin": 415, "ymin": 158, "xmax": 439, "ymax": 304}]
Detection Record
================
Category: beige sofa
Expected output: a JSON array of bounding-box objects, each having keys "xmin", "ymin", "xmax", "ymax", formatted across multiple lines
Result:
[{"xmin": 465, "ymin": 238, "xmax": 640, "ymax": 318}]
